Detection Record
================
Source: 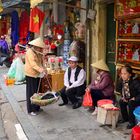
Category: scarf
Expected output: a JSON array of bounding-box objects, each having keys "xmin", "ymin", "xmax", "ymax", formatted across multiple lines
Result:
[{"xmin": 122, "ymin": 80, "xmax": 130, "ymax": 100}]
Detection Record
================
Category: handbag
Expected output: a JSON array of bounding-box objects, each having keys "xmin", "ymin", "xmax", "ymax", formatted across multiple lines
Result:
[{"xmin": 82, "ymin": 90, "xmax": 93, "ymax": 107}]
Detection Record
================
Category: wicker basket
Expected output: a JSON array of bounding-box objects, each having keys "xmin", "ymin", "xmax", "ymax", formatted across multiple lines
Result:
[{"xmin": 30, "ymin": 92, "xmax": 59, "ymax": 106}]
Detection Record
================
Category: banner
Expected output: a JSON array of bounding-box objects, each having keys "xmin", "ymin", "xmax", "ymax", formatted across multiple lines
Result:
[
  {"xmin": 30, "ymin": 0, "xmax": 43, "ymax": 8},
  {"xmin": 29, "ymin": 7, "xmax": 45, "ymax": 33}
]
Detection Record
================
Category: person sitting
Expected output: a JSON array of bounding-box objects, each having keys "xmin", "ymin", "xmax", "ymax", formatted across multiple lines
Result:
[
  {"xmin": 58, "ymin": 56, "xmax": 86, "ymax": 109},
  {"xmin": 86, "ymin": 59, "xmax": 114, "ymax": 115},
  {"xmin": 117, "ymin": 64, "xmax": 140, "ymax": 129}
]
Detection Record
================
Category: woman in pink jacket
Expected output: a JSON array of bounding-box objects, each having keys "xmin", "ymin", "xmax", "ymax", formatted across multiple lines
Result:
[{"xmin": 86, "ymin": 59, "xmax": 114, "ymax": 115}]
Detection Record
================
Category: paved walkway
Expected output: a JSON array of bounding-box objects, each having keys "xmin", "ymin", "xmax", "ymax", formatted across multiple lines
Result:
[{"xmin": 0, "ymin": 66, "xmax": 131, "ymax": 140}]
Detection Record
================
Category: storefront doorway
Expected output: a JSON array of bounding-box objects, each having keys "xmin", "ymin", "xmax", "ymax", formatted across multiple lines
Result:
[{"xmin": 106, "ymin": 3, "xmax": 116, "ymax": 80}]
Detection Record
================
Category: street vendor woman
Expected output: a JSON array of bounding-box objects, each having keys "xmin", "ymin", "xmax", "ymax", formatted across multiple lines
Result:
[
  {"xmin": 86, "ymin": 59, "xmax": 114, "ymax": 115},
  {"xmin": 58, "ymin": 56, "xmax": 86, "ymax": 109},
  {"xmin": 117, "ymin": 64, "xmax": 140, "ymax": 129},
  {"xmin": 25, "ymin": 37, "xmax": 47, "ymax": 116}
]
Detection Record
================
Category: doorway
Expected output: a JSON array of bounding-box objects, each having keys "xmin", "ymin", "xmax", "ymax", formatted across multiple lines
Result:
[{"xmin": 106, "ymin": 3, "xmax": 116, "ymax": 80}]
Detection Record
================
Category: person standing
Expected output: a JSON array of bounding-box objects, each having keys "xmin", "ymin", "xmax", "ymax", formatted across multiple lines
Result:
[
  {"xmin": 58, "ymin": 56, "xmax": 86, "ymax": 109},
  {"xmin": 25, "ymin": 37, "xmax": 46, "ymax": 116},
  {"xmin": 117, "ymin": 65, "xmax": 140, "ymax": 129}
]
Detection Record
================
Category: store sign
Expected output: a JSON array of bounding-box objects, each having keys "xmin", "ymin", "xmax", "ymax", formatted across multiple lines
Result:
[
  {"xmin": 115, "ymin": 0, "xmax": 140, "ymax": 18},
  {"xmin": 30, "ymin": 0, "xmax": 43, "ymax": 8}
]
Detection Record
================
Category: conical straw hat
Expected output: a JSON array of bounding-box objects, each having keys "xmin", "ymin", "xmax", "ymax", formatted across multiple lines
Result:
[
  {"xmin": 28, "ymin": 37, "xmax": 45, "ymax": 48},
  {"xmin": 91, "ymin": 59, "xmax": 109, "ymax": 71}
]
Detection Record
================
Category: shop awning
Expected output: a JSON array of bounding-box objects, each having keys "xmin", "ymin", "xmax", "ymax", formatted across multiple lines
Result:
[{"xmin": 2, "ymin": 0, "xmax": 22, "ymax": 8}]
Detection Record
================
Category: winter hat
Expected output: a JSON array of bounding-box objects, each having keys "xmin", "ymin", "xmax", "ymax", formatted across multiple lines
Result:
[
  {"xmin": 28, "ymin": 37, "xmax": 45, "ymax": 48},
  {"xmin": 91, "ymin": 59, "xmax": 109, "ymax": 71},
  {"xmin": 68, "ymin": 56, "xmax": 78, "ymax": 62}
]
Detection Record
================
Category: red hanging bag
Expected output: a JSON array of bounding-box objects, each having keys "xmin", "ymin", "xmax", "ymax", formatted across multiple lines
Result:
[{"xmin": 82, "ymin": 90, "xmax": 93, "ymax": 107}]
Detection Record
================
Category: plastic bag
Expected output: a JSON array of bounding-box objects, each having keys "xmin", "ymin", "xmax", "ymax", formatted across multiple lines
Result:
[
  {"xmin": 7, "ymin": 59, "xmax": 17, "ymax": 78},
  {"xmin": 15, "ymin": 57, "xmax": 25, "ymax": 82},
  {"xmin": 82, "ymin": 90, "xmax": 93, "ymax": 107}
]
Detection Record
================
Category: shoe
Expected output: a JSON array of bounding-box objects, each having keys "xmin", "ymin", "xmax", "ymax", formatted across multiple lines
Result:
[
  {"xmin": 58, "ymin": 102, "xmax": 68, "ymax": 106},
  {"xmin": 127, "ymin": 123, "xmax": 135, "ymax": 129},
  {"xmin": 72, "ymin": 102, "xmax": 81, "ymax": 109},
  {"xmin": 30, "ymin": 112, "xmax": 37, "ymax": 116}
]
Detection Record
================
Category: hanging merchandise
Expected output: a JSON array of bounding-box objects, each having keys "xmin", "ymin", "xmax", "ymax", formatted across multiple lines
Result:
[
  {"xmin": 29, "ymin": 6, "xmax": 45, "ymax": 34},
  {"xmin": 0, "ymin": 19, "xmax": 7, "ymax": 36},
  {"xmin": 75, "ymin": 22, "xmax": 86, "ymax": 39},
  {"xmin": 132, "ymin": 22, "xmax": 139, "ymax": 34},
  {"xmin": 63, "ymin": 39, "xmax": 71, "ymax": 68},
  {"xmin": 11, "ymin": 10, "xmax": 19, "ymax": 47},
  {"xmin": 19, "ymin": 10, "xmax": 29, "ymax": 45},
  {"xmin": 5, "ymin": 28, "xmax": 12, "ymax": 49},
  {"xmin": 69, "ymin": 40, "xmax": 85, "ymax": 65}
]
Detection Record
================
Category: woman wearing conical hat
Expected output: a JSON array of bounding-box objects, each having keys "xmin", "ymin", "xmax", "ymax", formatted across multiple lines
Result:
[
  {"xmin": 86, "ymin": 59, "xmax": 114, "ymax": 115},
  {"xmin": 25, "ymin": 37, "xmax": 47, "ymax": 116}
]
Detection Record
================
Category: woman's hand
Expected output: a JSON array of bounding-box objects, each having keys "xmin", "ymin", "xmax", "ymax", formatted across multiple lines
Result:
[
  {"xmin": 122, "ymin": 97, "xmax": 128, "ymax": 102},
  {"xmin": 85, "ymin": 87, "xmax": 90, "ymax": 92}
]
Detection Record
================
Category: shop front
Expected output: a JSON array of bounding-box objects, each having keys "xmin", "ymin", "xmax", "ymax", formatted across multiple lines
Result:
[
  {"xmin": 31, "ymin": 0, "xmax": 88, "ymax": 92},
  {"xmin": 114, "ymin": 0, "xmax": 140, "ymax": 83}
]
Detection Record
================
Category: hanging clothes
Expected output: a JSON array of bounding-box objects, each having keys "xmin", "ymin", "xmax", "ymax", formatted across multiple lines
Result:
[
  {"xmin": 11, "ymin": 10, "xmax": 19, "ymax": 47},
  {"xmin": 19, "ymin": 10, "xmax": 29, "ymax": 45}
]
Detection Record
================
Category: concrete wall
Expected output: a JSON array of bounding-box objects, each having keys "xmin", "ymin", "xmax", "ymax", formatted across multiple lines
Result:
[{"xmin": 90, "ymin": 2, "xmax": 107, "ymax": 64}]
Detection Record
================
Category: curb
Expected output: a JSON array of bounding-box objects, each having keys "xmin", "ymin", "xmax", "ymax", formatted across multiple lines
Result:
[{"xmin": 0, "ymin": 79, "xmax": 42, "ymax": 140}]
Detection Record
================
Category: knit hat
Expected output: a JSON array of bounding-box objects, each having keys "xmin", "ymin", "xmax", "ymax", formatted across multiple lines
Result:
[
  {"xmin": 68, "ymin": 56, "xmax": 78, "ymax": 62},
  {"xmin": 28, "ymin": 37, "xmax": 45, "ymax": 48},
  {"xmin": 91, "ymin": 59, "xmax": 109, "ymax": 71}
]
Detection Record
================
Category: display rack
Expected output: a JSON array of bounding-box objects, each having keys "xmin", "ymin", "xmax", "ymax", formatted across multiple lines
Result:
[{"xmin": 116, "ymin": 18, "xmax": 140, "ymax": 70}]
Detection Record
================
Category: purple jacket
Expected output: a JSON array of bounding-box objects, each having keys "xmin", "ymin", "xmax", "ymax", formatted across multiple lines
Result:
[{"xmin": 89, "ymin": 71, "xmax": 114, "ymax": 97}]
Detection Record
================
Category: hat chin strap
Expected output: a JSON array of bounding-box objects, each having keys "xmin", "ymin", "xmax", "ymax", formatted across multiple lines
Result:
[{"xmin": 32, "ymin": 47, "xmax": 44, "ymax": 55}]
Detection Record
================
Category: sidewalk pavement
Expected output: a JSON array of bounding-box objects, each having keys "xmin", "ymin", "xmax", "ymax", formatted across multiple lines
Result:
[{"xmin": 0, "ymin": 66, "xmax": 131, "ymax": 140}]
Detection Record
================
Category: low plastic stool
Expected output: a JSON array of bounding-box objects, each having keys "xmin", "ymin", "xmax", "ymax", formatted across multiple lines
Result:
[{"xmin": 131, "ymin": 125, "xmax": 140, "ymax": 140}]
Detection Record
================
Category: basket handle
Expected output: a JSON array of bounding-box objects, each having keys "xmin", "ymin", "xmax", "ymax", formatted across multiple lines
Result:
[{"xmin": 37, "ymin": 76, "xmax": 52, "ymax": 94}]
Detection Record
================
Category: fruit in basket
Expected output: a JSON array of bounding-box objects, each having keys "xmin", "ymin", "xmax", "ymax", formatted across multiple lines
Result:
[
  {"xmin": 32, "ymin": 93, "xmax": 42, "ymax": 100},
  {"xmin": 38, "ymin": 93, "xmax": 45, "ymax": 96}
]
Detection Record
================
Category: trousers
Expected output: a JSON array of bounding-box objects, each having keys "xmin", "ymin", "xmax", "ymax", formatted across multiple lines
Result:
[
  {"xmin": 119, "ymin": 99, "xmax": 140, "ymax": 125},
  {"xmin": 59, "ymin": 84, "xmax": 86, "ymax": 104}
]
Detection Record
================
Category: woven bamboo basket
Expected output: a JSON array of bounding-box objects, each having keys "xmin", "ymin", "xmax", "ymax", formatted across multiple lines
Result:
[
  {"xmin": 30, "ymin": 96, "xmax": 59, "ymax": 106},
  {"xmin": 30, "ymin": 77, "xmax": 60, "ymax": 106},
  {"xmin": 30, "ymin": 92, "xmax": 60, "ymax": 106}
]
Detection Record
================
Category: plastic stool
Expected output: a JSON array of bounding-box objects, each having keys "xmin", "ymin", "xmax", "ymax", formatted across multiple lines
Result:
[
  {"xmin": 131, "ymin": 125, "xmax": 140, "ymax": 140},
  {"xmin": 97, "ymin": 99, "xmax": 113, "ymax": 107}
]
